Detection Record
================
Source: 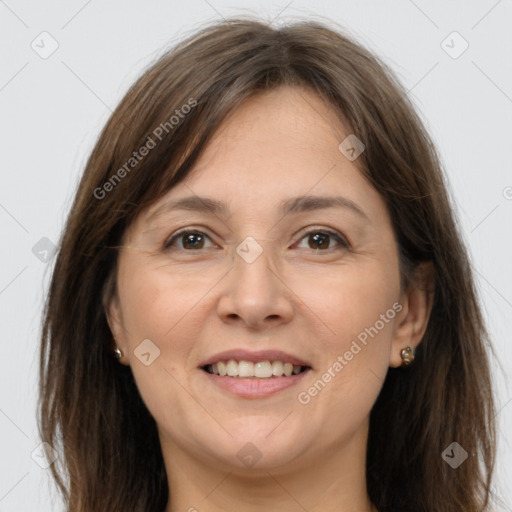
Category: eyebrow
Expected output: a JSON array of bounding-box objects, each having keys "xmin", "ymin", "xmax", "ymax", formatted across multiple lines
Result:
[{"xmin": 146, "ymin": 194, "xmax": 371, "ymax": 224}]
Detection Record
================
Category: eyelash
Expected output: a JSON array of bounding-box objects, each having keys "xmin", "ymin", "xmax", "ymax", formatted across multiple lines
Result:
[{"xmin": 163, "ymin": 227, "xmax": 350, "ymax": 253}]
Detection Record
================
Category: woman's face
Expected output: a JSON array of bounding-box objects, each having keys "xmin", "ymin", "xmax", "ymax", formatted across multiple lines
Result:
[{"xmin": 108, "ymin": 86, "xmax": 418, "ymax": 473}]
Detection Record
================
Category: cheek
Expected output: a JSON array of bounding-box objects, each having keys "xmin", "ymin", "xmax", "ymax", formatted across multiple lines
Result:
[
  {"xmin": 118, "ymin": 261, "xmax": 201, "ymax": 341},
  {"xmin": 298, "ymin": 253, "xmax": 400, "ymax": 342},
  {"xmin": 115, "ymin": 263, "xmax": 210, "ymax": 428},
  {"xmin": 298, "ymin": 257, "xmax": 400, "ymax": 399},
  {"xmin": 116, "ymin": 259, "xmax": 223, "ymax": 381}
]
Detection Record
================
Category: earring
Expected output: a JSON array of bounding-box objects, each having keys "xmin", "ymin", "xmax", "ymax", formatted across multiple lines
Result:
[
  {"xmin": 114, "ymin": 346, "xmax": 123, "ymax": 360},
  {"xmin": 400, "ymin": 346, "xmax": 415, "ymax": 366}
]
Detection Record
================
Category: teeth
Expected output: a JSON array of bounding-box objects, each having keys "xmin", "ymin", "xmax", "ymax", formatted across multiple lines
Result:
[
  {"xmin": 254, "ymin": 361, "xmax": 272, "ymax": 378},
  {"xmin": 272, "ymin": 361, "xmax": 283, "ymax": 376},
  {"xmin": 238, "ymin": 360, "xmax": 254, "ymax": 378},
  {"xmin": 226, "ymin": 359, "xmax": 238, "ymax": 377},
  {"xmin": 206, "ymin": 359, "xmax": 307, "ymax": 378},
  {"xmin": 217, "ymin": 361, "xmax": 227, "ymax": 376}
]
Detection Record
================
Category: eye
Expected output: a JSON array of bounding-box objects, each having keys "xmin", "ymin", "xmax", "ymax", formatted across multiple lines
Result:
[
  {"xmin": 163, "ymin": 227, "xmax": 350, "ymax": 252},
  {"xmin": 294, "ymin": 228, "xmax": 350, "ymax": 251},
  {"xmin": 163, "ymin": 229, "xmax": 215, "ymax": 251}
]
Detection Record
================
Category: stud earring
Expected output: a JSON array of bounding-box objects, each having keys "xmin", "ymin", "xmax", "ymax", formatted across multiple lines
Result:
[
  {"xmin": 114, "ymin": 346, "xmax": 123, "ymax": 360},
  {"xmin": 400, "ymin": 346, "xmax": 415, "ymax": 366}
]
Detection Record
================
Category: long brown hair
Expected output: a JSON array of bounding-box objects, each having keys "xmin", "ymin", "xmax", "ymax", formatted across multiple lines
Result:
[{"xmin": 38, "ymin": 16, "xmax": 497, "ymax": 512}]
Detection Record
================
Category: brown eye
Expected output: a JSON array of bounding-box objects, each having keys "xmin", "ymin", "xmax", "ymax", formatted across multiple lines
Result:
[
  {"xmin": 295, "ymin": 229, "xmax": 349, "ymax": 251},
  {"xmin": 164, "ymin": 230, "xmax": 213, "ymax": 250},
  {"xmin": 163, "ymin": 228, "xmax": 349, "ymax": 253}
]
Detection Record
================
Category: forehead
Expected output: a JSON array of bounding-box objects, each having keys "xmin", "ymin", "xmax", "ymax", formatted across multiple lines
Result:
[
  {"xmin": 198, "ymin": 86, "xmax": 352, "ymax": 174},
  {"xmin": 139, "ymin": 86, "xmax": 389, "ymax": 231}
]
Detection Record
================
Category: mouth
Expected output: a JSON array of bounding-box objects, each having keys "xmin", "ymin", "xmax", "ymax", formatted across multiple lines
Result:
[
  {"xmin": 201, "ymin": 360, "xmax": 311, "ymax": 378},
  {"xmin": 198, "ymin": 349, "xmax": 312, "ymax": 398}
]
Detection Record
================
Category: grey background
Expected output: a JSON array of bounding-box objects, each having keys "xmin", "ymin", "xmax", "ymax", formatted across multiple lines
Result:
[{"xmin": 0, "ymin": 0, "xmax": 511, "ymax": 510}]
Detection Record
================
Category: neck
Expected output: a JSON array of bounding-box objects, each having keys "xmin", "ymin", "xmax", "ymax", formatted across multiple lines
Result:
[{"xmin": 161, "ymin": 422, "xmax": 376, "ymax": 512}]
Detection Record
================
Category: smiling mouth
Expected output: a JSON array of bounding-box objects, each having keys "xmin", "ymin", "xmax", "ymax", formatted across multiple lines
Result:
[{"xmin": 202, "ymin": 359, "xmax": 311, "ymax": 378}]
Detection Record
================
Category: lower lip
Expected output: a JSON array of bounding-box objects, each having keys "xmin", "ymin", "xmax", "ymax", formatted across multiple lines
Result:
[{"xmin": 201, "ymin": 368, "xmax": 311, "ymax": 399}]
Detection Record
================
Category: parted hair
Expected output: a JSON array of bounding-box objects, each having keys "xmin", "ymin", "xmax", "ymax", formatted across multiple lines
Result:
[{"xmin": 38, "ymin": 16, "xmax": 496, "ymax": 512}]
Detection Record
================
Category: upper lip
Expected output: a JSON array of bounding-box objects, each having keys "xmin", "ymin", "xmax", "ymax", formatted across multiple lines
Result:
[{"xmin": 199, "ymin": 349, "xmax": 312, "ymax": 368}]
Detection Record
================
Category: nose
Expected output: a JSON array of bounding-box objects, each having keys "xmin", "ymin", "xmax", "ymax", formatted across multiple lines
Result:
[{"xmin": 216, "ymin": 239, "xmax": 294, "ymax": 330}]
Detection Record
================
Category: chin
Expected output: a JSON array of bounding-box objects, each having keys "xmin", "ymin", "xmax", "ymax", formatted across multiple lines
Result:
[{"xmin": 196, "ymin": 422, "xmax": 309, "ymax": 471}]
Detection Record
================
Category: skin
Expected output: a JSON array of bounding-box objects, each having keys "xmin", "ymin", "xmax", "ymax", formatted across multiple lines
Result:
[{"xmin": 106, "ymin": 86, "xmax": 433, "ymax": 512}]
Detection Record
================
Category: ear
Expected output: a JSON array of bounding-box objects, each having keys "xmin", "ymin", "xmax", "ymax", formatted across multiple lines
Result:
[
  {"xmin": 103, "ymin": 272, "xmax": 130, "ymax": 366},
  {"xmin": 389, "ymin": 262, "xmax": 435, "ymax": 368}
]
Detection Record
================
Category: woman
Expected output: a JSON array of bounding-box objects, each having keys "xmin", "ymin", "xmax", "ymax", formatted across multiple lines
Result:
[{"xmin": 38, "ymin": 16, "xmax": 497, "ymax": 512}]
